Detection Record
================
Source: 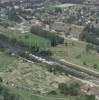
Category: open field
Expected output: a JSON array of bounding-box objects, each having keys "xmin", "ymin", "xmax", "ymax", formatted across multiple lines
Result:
[
  {"xmin": 51, "ymin": 40, "xmax": 99, "ymax": 71},
  {"xmin": 0, "ymin": 51, "xmax": 71, "ymax": 94},
  {"xmin": 0, "ymin": 27, "xmax": 51, "ymax": 48}
]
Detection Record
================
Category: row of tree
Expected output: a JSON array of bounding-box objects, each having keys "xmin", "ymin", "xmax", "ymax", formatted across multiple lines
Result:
[
  {"xmin": 0, "ymin": 34, "xmax": 52, "ymax": 56},
  {"xmin": 30, "ymin": 26, "xmax": 64, "ymax": 46},
  {"xmin": 80, "ymin": 24, "xmax": 99, "ymax": 46},
  {"xmin": 7, "ymin": 8, "xmax": 22, "ymax": 23},
  {"xmin": 50, "ymin": 0, "xmax": 83, "ymax": 4},
  {"xmin": 48, "ymin": 80, "xmax": 95, "ymax": 100}
]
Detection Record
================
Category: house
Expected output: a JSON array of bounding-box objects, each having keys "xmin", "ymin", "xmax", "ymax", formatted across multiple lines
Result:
[
  {"xmin": 81, "ymin": 86, "xmax": 99, "ymax": 96},
  {"xmin": 0, "ymin": 0, "xmax": 11, "ymax": 3}
]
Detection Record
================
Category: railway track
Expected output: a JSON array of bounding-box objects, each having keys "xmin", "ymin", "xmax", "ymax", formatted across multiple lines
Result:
[
  {"xmin": 51, "ymin": 57, "xmax": 99, "ymax": 80},
  {"xmin": 0, "ymin": 36, "xmax": 99, "ymax": 80},
  {"xmin": 22, "ymin": 52, "xmax": 99, "ymax": 80}
]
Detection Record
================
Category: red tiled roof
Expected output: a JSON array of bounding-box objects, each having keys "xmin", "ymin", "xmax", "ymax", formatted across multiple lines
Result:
[{"xmin": 81, "ymin": 86, "xmax": 99, "ymax": 96}]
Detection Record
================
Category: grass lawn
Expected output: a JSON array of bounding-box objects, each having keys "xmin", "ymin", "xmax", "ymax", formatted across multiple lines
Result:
[
  {"xmin": 0, "ymin": 27, "xmax": 51, "ymax": 48},
  {"xmin": 51, "ymin": 40, "xmax": 99, "ymax": 71},
  {"xmin": 0, "ymin": 51, "xmax": 16, "ymax": 70}
]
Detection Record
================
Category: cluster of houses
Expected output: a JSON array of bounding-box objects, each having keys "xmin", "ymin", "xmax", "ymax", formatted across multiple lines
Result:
[
  {"xmin": 84, "ymin": 0, "xmax": 99, "ymax": 4},
  {"xmin": 0, "ymin": 0, "xmax": 99, "ymax": 40}
]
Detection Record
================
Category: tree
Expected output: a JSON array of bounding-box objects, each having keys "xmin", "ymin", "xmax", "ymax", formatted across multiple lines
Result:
[
  {"xmin": 85, "ymin": 44, "xmax": 93, "ymax": 53},
  {"xmin": 8, "ymin": 8, "xmax": 22, "ymax": 23},
  {"xmin": 96, "ymin": 46, "xmax": 99, "ymax": 53},
  {"xmin": 93, "ymin": 64, "xmax": 98, "ymax": 69},
  {"xmin": 0, "ymin": 85, "xmax": 21, "ymax": 100},
  {"xmin": 84, "ymin": 95, "xmax": 96, "ymax": 100},
  {"xmin": 58, "ymin": 83, "xmax": 67, "ymax": 94},
  {"xmin": 0, "ymin": 77, "xmax": 3, "ymax": 82},
  {"xmin": 83, "ymin": 61, "xmax": 87, "ymax": 65},
  {"xmin": 55, "ymin": 8, "xmax": 62, "ymax": 13},
  {"xmin": 80, "ymin": 24, "xmax": 99, "ymax": 46},
  {"xmin": 77, "ymin": 94, "xmax": 96, "ymax": 100},
  {"xmin": 58, "ymin": 81, "xmax": 80, "ymax": 96}
]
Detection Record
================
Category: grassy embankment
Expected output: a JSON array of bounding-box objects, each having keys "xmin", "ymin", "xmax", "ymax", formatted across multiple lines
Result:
[
  {"xmin": 0, "ymin": 50, "xmax": 71, "ymax": 97},
  {"xmin": 0, "ymin": 51, "xmax": 77, "ymax": 100},
  {"xmin": 0, "ymin": 26, "xmax": 99, "ymax": 71},
  {"xmin": 51, "ymin": 40, "xmax": 99, "ymax": 71}
]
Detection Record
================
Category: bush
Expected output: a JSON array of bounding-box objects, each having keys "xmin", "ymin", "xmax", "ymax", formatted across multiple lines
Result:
[
  {"xmin": 0, "ymin": 77, "xmax": 3, "ymax": 82},
  {"xmin": 83, "ymin": 61, "xmax": 87, "ymax": 65},
  {"xmin": 76, "ymin": 54, "xmax": 81, "ymax": 59},
  {"xmin": 48, "ymin": 90, "xmax": 57, "ymax": 95}
]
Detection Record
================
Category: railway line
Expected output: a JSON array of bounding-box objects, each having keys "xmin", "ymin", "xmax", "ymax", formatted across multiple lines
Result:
[
  {"xmin": 0, "ymin": 36, "xmax": 99, "ymax": 81},
  {"xmin": 24, "ymin": 52, "xmax": 99, "ymax": 80},
  {"xmin": 51, "ymin": 57, "xmax": 99, "ymax": 80}
]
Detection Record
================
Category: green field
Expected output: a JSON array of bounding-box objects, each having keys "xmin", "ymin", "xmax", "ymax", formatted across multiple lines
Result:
[
  {"xmin": 51, "ymin": 40, "xmax": 99, "ymax": 71},
  {"xmin": 0, "ymin": 51, "xmax": 16, "ymax": 70},
  {"xmin": 0, "ymin": 27, "xmax": 51, "ymax": 48}
]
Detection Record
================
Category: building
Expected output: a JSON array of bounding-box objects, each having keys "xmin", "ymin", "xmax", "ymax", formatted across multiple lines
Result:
[{"xmin": 81, "ymin": 86, "xmax": 99, "ymax": 96}]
